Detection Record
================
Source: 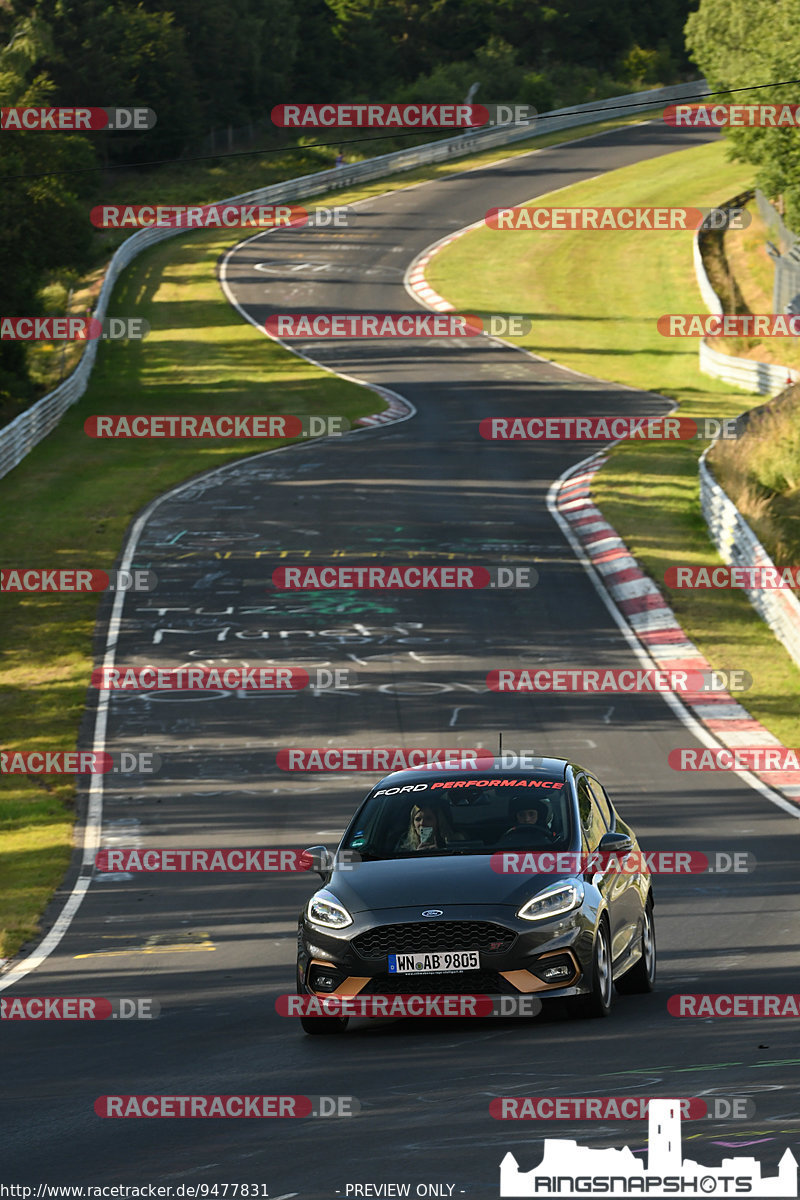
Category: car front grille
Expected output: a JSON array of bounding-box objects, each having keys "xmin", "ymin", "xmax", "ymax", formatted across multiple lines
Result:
[
  {"xmin": 353, "ymin": 920, "xmax": 516, "ymax": 959},
  {"xmin": 360, "ymin": 970, "xmax": 520, "ymax": 996}
]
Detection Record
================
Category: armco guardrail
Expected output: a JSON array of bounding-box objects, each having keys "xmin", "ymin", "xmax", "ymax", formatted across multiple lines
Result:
[
  {"xmin": 0, "ymin": 79, "xmax": 708, "ymax": 483},
  {"xmin": 693, "ymin": 191, "xmax": 799, "ymax": 394},
  {"xmin": 699, "ymin": 449, "xmax": 800, "ymax": 669}
]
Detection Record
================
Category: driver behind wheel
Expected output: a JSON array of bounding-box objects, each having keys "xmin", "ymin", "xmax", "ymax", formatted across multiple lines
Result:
[{"xmin": 500, "ymin": 797, "xmax": 557, "ymax": 843}]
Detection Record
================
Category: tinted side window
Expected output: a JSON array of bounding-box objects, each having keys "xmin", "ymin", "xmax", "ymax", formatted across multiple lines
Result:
[
  {"xmin": 587, "ymin": 778, "xmax": 614, "ymax": 830},
  {"xmin": 576, "ymin": 777, "xmax": 607, "ymax": 851}
]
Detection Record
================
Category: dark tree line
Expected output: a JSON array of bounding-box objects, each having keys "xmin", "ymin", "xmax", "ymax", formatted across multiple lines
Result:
[{"xmin": 0, "ymin": 0, "xmax": 695, "ymax": 409}]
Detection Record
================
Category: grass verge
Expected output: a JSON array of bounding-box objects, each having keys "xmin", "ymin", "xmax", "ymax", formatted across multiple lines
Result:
[
  {"xmin": 0, "ymin": 108, "xmax": 654, "ymax": 961},
  {"xmin": 426, "ymin": 137, "xmax": 800, "ymax": 746}
]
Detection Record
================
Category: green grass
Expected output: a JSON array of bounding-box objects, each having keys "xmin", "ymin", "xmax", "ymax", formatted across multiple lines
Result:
[
  {"xmin": 22, "ymin": 111, "xmax": 651, "ymax": 403},
  {"xmin": 427, "ymin": 137, "xmax": 800, "ymax": 746},
  {"xmin": 0, "ymin": 225, "xmax": 380, "ymax": 960},
  {"xmin": 0, "ymin": 108, "xmax": 653, "ymax": 962}
]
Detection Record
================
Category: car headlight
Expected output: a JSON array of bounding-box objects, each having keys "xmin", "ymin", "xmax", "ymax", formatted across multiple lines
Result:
[
  {"xmin": 306, "ymin": 889, "xmax": 353, "ymax": 929},
  {"xmin": 517, "ymin": 881, "xmax": 584, "ymax": 922}
]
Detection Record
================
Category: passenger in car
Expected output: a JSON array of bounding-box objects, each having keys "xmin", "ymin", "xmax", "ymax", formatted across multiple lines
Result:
[{"xmin": 396, "ymin": 804, "xmax": 444, "ymax": 850}]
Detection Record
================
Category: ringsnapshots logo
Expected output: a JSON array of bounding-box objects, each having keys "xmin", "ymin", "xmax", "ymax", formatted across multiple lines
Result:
[
  {"xmin": 664, "ymin": 102, "xmax": 800, "ymax": 127},
  {"xmin": 479, "ymin": 417, "xmax": 742, "ymax": 441},
  {"xmin": 486, "ymin": 206, "xmax": 748, "ymax": 231},
  {"xmin": 1, "ymin": 568, "xmax": 156, "ymax": 592},
  {"xmin": 499, "ymin": 1098, "xmax": 797, "ymax": 1197},
  {"xmin": 487, "ymin": 668, "xmax": 751, "ymax": 694},
  {"xmin": 0, "ymin": 107, "xmax": 156, "ymax": 131},
  {"xmin": 1, "ymin": 317, "xmax": 149, "ymax": 340},
  {"xmin": 83, "ymin": 415, "xmax": 347, "ymax": 438},
  {"xmin": 271, "ymin": 565, "xmax": 537, "ymax": 589}
]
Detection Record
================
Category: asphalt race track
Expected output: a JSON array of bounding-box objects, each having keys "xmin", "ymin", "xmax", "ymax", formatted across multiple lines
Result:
[{"xmin": 3, "ymin": 121, "xmax": 799, "ymax": 1195}]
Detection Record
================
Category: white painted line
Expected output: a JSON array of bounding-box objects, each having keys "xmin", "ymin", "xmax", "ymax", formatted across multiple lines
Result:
[{"xmin": 547, "ymin": 456, "xmax": 800, "ymax": 820}]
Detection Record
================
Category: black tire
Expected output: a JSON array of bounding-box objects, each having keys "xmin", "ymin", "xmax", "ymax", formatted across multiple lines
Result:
[
  {"xmin": 568, "ymin": 919, "xmax": 613, "ymax": 1019},
  {"xmin": 300, "ymin": 1015, "xmax": 349, "ymax": 1035},
  {"xmin": 616, "ymin": 900, "xmax": 656, "ymax": 995}
]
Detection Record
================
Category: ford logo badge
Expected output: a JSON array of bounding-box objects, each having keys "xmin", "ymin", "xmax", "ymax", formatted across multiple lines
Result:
[{"xmin": 421, "ymin": 909, "xmax": 443, "ymax": 917}]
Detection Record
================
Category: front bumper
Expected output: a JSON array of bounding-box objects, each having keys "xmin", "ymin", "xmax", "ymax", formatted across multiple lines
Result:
[{"xmin": 296, "ymin": 904, "xmax": 594, "ymax": 999}]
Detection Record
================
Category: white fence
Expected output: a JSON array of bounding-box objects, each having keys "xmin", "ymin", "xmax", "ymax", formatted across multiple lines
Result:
[
  {"xmin": 693, "ymin": 206, "xmax": 799, "ymax": 394},
  {"xmin": 699, "ymin": 450, "xmax": 800, "ymax": 669},
  {"xmin": 0, "ymin": 79, "xmax": 709, "ymax": 482}
]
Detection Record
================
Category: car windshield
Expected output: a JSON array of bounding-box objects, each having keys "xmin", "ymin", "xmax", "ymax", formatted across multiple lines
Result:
[{"xmin": 342, "ymin": 777, "xmax": 574, "ymax": 859}]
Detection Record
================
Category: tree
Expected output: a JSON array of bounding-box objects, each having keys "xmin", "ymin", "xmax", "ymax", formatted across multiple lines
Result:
[
  {"xmin": 0, "ymin": 14, "xmax": 94, "ymax": 418},
  {"xmin": 685, "ymin": 0, "xmax": 800, "ymax": 227}
]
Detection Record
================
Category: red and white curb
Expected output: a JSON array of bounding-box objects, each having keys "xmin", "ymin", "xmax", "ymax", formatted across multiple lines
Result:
[
  {"xmin": 405, "ymin": 223, "xmax": 481, "ymax": 313},
  {"xmin": 406, "ymin": 206, "xmax": 800, "ymax": 817},
  {"xmin": 554, "ymin": 454, "xmax": 800, "ymax": 806},
  {"xmin": 356, "ymin": 385, "xmax": 415, "ymax": 426}
]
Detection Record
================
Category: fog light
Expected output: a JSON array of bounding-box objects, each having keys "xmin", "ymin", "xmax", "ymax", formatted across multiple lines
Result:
[
  {"xmin": 531, "ymin": 953, "xmax": 576, "ymax": 984},
  {"xmin": 541, "ymin": 964, "xmax": 572, "ymax": 981},
  {"xmin": 309, "ymin": 964, "xmax": 345, "ymax": 992}
]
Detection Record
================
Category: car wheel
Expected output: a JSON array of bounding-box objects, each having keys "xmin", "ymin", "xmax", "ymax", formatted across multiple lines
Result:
[
  {"xmin": 300, "ymin": 1014, "xmax": 350, "ymax": 1035},
  {"xmin": 616, "ymin": 900, "xmax": 656, "ymax": 994},
  {"xmin": 569, "ymin": 919, "xmax": 613, "ymax": 1019}
]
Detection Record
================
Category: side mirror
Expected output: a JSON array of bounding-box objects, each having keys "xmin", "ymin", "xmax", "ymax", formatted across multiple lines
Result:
[
  {"xmin": 598, "ymin": 831, "xmax": 633, "ymax": 855},
  {"xmin": 303, "ymin": 845, "xmax": 333, "ymax": 879}
]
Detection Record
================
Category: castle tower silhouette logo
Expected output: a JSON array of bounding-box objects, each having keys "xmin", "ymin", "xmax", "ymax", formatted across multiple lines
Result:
[{"xmin": 500, "ymin": 1098, "xmax": 797, "ymax": 1197}]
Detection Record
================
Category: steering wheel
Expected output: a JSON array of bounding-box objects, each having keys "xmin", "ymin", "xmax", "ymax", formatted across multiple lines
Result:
[{"xmin": 496, "ymin": 825, "xmax": 560, "ymax": 848}]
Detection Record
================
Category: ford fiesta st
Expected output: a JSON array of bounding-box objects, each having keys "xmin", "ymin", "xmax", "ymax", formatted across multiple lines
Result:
[{"xmin": 295, "ymin": 758, "xmax": 656, "ymax": 1034}]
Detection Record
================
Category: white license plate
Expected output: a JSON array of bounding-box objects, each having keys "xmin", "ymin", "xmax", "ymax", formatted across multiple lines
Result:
[{"xmin": 388, "ymin": 949, "xmax": 480, "ymax": 974}]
